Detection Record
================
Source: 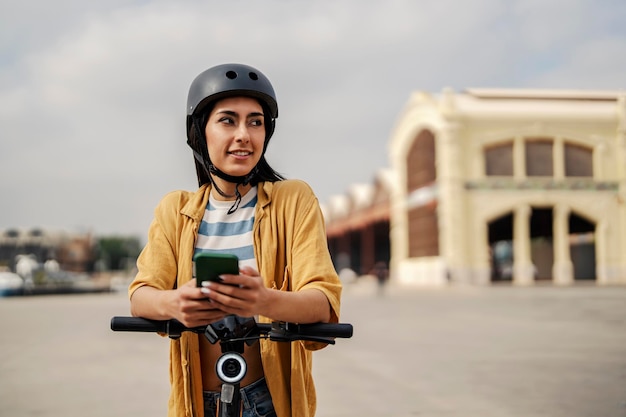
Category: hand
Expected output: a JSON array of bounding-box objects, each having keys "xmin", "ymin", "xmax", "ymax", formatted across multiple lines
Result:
[
  {"xmin": 172, "ymin": 279, "xmax": 229, "ymax": 327},
  {"xmin": 199, "ymin": 266, "xmax": 271, "ymax": 317}
]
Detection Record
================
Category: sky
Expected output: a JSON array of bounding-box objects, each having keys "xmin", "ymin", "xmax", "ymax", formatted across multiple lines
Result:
[{"xmin": 1, "ymin": 0, "xmax": 625, "ymax": 243}]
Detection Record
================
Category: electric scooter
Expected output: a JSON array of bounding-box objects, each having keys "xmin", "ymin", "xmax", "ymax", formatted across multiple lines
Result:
[{"xmin": 111, "ymin": 315, "xmax": 353, "ymax": 417}]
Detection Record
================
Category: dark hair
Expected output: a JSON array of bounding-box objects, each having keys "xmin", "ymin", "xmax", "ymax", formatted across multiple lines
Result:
[{"xmin": 188, "ymin": 102, "xmax": 285, "ymax": 187}]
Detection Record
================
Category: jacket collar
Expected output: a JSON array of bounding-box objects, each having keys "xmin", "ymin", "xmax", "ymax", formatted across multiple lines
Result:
[
  {"xmin": 180, "ymin": 183, "xmax": 211, "ymax": 223},
  {"xmin": 258, "ymin": 181, "xmax": 273, "ymax": 210},
  {"xmin": 180, "ymin": 181, "xmax": 274, "ymax": 222}
]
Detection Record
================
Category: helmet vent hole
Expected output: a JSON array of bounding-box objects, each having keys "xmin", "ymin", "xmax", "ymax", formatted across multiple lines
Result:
[
  {"xmin": 248, "ymin": 72, "xmax": 259, "ymax": 81},
  {"xmin": 226, "ymin": 71, "xmax": 238, "ymax": 79}
]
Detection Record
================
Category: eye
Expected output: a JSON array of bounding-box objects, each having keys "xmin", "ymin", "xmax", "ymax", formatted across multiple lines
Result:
[
  {"xmin": 250, "ymin": 119, "xmax": 263, "ymax": 127},
  {"xmin": 218, "ymin": 116, "xmax": 234, "ymax": 125}
]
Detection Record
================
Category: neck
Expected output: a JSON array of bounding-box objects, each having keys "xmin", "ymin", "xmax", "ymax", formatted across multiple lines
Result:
[
  {"xmin": 206, "ymin": 164, "xmax": 258, "ymax": 201},
  {"xmin": 209, "ymin": 177, "xmax": 252, "ymax": 201}
]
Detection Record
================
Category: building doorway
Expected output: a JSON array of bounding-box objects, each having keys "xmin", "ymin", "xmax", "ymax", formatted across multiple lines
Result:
[
  {"xmin": 569, "ymin": 213, "xmax": 596, "ymax": 280},
  {"xmin": 488, "ymin": 212, "xmax": 513, "ymax": 282},
  {"xmin": 530, "ymin": 208, "xmax": 554, "ymax": 281}
]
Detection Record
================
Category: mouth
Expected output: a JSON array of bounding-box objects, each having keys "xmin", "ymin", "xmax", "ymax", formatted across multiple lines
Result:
[{"xmin": 228, "ymin": 150, "xmax": 253, "ymax": 157}]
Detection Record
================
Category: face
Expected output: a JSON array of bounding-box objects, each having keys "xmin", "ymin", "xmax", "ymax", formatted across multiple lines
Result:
[{"xmin": 205, "ymin": 96, "xmax": 266, "ymax": 179}]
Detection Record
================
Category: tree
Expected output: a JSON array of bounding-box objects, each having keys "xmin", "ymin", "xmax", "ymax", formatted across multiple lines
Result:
[{"xmin": 96, "ymin": 236, "xmax": 141, "ymax": 271}]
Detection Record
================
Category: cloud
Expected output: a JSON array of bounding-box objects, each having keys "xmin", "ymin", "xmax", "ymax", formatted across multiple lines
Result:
[
  {"xmin": 1, "ymin": 0, "xmax": 625, "ymax": 240},
  {"xmin": 529, "ymin": 37, "xmax": 626, "ymax": 89}
]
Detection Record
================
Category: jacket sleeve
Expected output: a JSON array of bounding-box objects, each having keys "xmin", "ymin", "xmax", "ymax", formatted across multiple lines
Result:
[
  {"xmin": 280, "ymin": 181, "xmax": 343, "ymax": 348},
  {"xmin": 128, "ymin": 191, "xmax": 183, "ymax": 298}
]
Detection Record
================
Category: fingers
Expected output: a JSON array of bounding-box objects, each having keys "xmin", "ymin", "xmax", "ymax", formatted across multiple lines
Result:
[
  {"xmin": 173, "ymin": 279, "xmax": 230, "ymax": 326},
  {"xmin": 190, "ymin": 270, "xmax": 267, "ymax": 317},
  {"xmin": 239, "ymin": 266, "xmax": 259, "ymax": 277},
  {"xmin": 218, "ymin": 271, "xmax": 262, "ymax": 289},
  {"xmin": 200, "ymin": 276, "xmax": 265, "ymax": 317},
  {"xmin": 179, "ymin": 295, "xmax": 231, "ymax": 327}
]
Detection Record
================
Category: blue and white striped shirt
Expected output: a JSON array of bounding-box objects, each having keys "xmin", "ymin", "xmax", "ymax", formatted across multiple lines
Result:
[{"xmin": 194, "ymin": 187, "xmax": 258, "ymax": 271}]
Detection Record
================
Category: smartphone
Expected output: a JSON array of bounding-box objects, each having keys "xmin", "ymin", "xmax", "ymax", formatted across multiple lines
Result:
[{"xmin": 193, "ymin": 252, "xmax": 239, "ymax": 287}]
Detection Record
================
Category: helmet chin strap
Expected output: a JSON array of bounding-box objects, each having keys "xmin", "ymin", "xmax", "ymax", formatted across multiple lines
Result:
[
  {"xmin": 208, "ymin": 164, "xmax": 259, "ymax": 214},
  {"xmin": 191, "ymin": 117, "xmax": 261, "ymax": 214}
]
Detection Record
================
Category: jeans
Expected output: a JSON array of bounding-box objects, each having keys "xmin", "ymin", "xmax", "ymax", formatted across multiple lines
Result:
[{"xmin": 203, "ymin": 377, "xmax": 276, "ymax": 417}]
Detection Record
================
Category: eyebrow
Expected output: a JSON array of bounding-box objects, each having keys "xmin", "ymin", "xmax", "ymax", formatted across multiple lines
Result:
[{"xmin": 216, "ymin": 110, "xmax": 264, "ymax": 118}]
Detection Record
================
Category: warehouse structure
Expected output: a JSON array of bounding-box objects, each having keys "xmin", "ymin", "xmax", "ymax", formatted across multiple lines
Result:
[{"xmin": 324, "ymin": 89, "xmax": 626, "ymax": 286}]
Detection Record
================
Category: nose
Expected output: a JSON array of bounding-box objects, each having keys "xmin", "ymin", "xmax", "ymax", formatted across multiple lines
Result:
[{"xmin": 234, "ymin": 122, "xmax": 250, "ymax": 143}]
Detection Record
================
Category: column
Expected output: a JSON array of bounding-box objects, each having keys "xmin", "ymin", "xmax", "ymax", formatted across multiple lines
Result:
[
  {"xmin": 552, "ymin": 204, "xmax": 573, "ymax": 285},
  {"xmin": 513, "ymin": 204, "xmax": 534, "ymax": 285},
  {"xmin": 438, "ymin": 122, "xmax": 468, "ymax": 283},
  {"xmin": 475, "ymin": 221, "xmax": 491, "ymax": 285},
  {"xmin": 513, "ymin": 136, "xmax": 525, "ymax": 180},
  {"xmin": 595, "ymin": 220, "xmax": 608, "ymax": 284},
  {"xmin": 553, "ymin": 137, "xmax": 565, "ymax": 180}
]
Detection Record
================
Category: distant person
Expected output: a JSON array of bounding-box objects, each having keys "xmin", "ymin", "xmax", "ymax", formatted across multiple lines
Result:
[
  {"xmin": 370, "ymin": 261, "xmax": 389, "ymax": 295},
  {"xmin": 127, "ymin": 63, "xmax": 342, "ymax": 417}
]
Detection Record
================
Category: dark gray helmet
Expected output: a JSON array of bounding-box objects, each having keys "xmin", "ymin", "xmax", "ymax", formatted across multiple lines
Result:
[
  {"xmin": 185, "ymin": 63, "xmax": 280, "ymax": 191},
  {"xmin": 186, "ymin": 63, "xmax": 278, "ymax": 136}
]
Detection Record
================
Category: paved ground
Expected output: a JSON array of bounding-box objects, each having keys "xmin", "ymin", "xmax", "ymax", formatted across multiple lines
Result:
[{"xmin": 0, "ymin": 280, "xmax": 625, "ymax": 417}]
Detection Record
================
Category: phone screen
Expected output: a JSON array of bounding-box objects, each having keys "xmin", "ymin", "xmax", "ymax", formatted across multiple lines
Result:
[{"xmin": 193, "ymin": 253, "xmax": 239, "ymax": 287}]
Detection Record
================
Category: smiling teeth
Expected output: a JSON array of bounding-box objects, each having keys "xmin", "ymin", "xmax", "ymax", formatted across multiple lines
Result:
[{"xmin": 232, "ymin": 151, "xmax": 250, "ymax": 156}]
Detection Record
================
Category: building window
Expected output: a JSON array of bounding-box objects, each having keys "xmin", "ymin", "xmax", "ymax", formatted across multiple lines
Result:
[
  {"xmin": 407, "ymin": 129, "xmax": 436, "ymax": 191},
  {"xmin": 525, "ymin": 139, "xmax": 553, "ymax": 176},
  {"xmin": 565, "ymin": 143, "xmax": 593, "ymax": 177},
  {"xmin": 485, "ymin": 142, "xmax": 513, "ymax": 176},
  {"xmin": 408, "ymin": 206, "xmax": 439, "ymax": 257},
  {"xmin": 407, "ymin": 129, "xmax": 439, "ymax": 258}
]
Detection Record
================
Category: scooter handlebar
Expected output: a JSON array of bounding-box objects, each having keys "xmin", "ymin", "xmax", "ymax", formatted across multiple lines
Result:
[{"xmin": 111, "ymin": 317, "xmax": 353, "ymax": 341}]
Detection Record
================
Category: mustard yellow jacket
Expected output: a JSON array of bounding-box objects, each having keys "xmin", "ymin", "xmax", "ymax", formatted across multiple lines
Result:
[{"xmin": 129, "ymin": 180, "xmax": 342, "ymax": 417}]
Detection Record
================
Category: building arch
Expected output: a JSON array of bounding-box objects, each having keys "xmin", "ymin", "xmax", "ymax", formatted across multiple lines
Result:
[
  {"xmin": 380, "ymin": 88, "xmax": 625, "ymax": 286},
  {"xmin": 388, "ymin": 99, "xmax": 445, "ymax": 168},
  {"xmin": 479, "ymin": 197, "xmax": 602, "ymax": 284},
  {"xmin": 481, "ymin": 198, "xmax": 604, "ymax": 234},
  {"xmin": 389, "ymin": 118, "xmax": 443, "ymax": 274},
  {"xmin": 406, "ymin": 129, "xmax": 439, "ymax": 258},
  {"xmin": 479, "ymin": 125, "xmax": 602, "ymax": 149}
]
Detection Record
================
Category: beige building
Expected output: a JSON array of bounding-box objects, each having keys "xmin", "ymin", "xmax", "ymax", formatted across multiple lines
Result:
[
  {"xmin": 324, "ymin": 171, "xmax": 393, "ymax": 277},
  {"xmin": 326, "ymin": 88, "xmax": 626, "ymax": 287}
]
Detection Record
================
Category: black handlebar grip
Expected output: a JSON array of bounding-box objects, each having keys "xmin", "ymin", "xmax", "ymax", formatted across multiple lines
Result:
[
  {"xmin": 293, "ymin": 323, "xmax": 353, "ymax": 338},
  {"xmin": 110, "ymin": 317, "xmax": 169, "ymax": 333}
]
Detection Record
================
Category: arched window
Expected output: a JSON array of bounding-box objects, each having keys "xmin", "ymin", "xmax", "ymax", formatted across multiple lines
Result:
[
  {"xmin": 564, "ymin": 143, "xmax": 593, "ymax": 177},
  {"xmin": 407, "ymin": 130, "xmax": 436, "ymax": 191},
  {"xmin": 406, "ymin": 129, "xmax": 439, "ymax": 257},
  {"xmin": 485, "ymin": 142, "xmax": 513, "ymax": 176},
  {"xmin": 525, "ymin": 138, "xmax": 553, "ymax": 176}
]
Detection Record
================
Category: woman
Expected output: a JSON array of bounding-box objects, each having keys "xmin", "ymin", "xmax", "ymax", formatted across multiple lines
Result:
[{"xmin": 128, "ymin": 63, "xmax": 342, "ymax": 417}]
